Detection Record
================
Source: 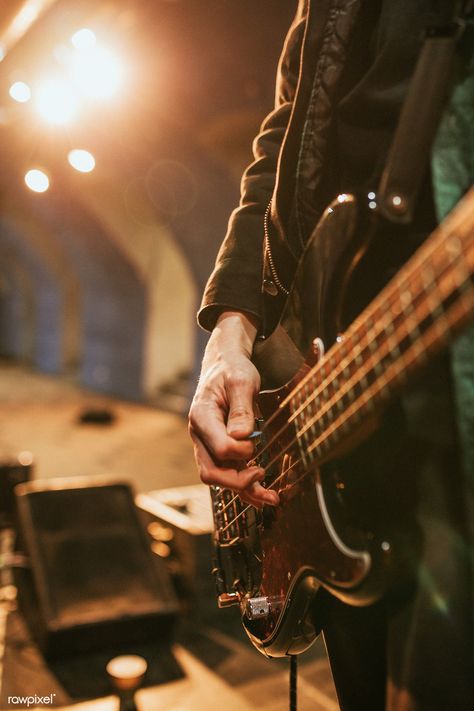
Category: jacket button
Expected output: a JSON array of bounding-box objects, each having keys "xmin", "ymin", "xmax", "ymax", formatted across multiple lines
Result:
[{"xmin": 263, "ymin": 279, "xmax": 278, "ymax": 296}]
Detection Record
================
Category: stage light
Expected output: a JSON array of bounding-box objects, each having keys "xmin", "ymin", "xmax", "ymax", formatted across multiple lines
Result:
[
  {"xmin": 36, "ymin": 77, "xmax": 78, "ymax": 124},
  {"xmin": 68, "ymin": 149, "xmax": 95, "ymax": 173},
  {"xmin": 25, "ymin": 169, "xmax": 49, "ymax": 193},
  {"xmin": 11, "ymin": 2, "xmax": 39, "ymax": 35},
  {"xmin": 18, "ymin": 450, "xmax": 34, "ymax": 466},
  {"xmin": 71, "ymin": 28, "xmax": 96, "ymax": 50},
  {"xmin": 70, "ymin": 46, "xmax": 123, "ymax": 100},
  {"xmin": 9, "ymin": 81, "xmax": 31, "ymax": 103}
]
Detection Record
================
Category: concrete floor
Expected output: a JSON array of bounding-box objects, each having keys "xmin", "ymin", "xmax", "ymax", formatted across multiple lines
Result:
[
  {"xmin": 0, "ymin": 362, "xmax": 339, "ymax": 711},
  {"xmin": 0, "ymin": 361, "xmax": 197, "ymax": 493}
]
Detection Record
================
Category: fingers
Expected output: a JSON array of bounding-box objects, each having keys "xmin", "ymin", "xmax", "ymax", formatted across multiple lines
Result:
[
  {"xmin": 190, "ymin": 326, "xmax": 260, "ymax": 461},
  {"xmin": 190, "ymin": 432, "xmax": 279, "ymax": 507},
  {"xmin": 240, "ymin": 480, "xmax": 280, "ymax": 508},
  {"xmin": 189, "ymin": 319, "xmax": 273, "ymax": 506},
  {"xmin": 225, "ymin": 371, "xmax": 257, "ymax": 439},
  {"xmin": 190, "ymin": 430, "xmax": 260, "ymax": 489},
  {"xmin": 189, "ymin": 399, "xmax": 255, "ymax": 461}
]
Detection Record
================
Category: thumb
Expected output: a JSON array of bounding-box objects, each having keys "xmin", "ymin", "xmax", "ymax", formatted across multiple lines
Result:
[{"xmin": 226, "ymin": 377, "xmax": 256, "ymax": 439}]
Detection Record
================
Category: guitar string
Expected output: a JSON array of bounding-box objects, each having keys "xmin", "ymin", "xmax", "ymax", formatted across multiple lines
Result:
[
  {"xmin": 222, "ymin": 280, "xmax": 474, "ymax": 533},
  {"xmin": 293, "ymin": 230, "xmax": 474, "ymax": 443},
  {"xmin": 306, "ymin": 285, "xmax": 473, "ymax": 455},
  {"xmin": 253, "ymin": 213, "xmax": 461, "ymax": 441},
  {"xmin": 217, "ymin": 238, "xmax": 469, "ymax": 517},
  {"xmin": 215, "ymin": 463, "xmax": 310, "ymax": 543},
  {"xmin": 292, "ymin": 262, "xmax": 465, "ymax": 445},
  {"xmin": 219, "ymin": 295, "xmax": 467, "ymax": 533},
  {"xmin": 217, "ymin": 197, "xmax": 474, "ymax": 530},
  {"xmin": 218, "ymin": 238, "xmax": 471, "ymax": 519},
  {"xmin": 274, "ymin": 210, "xmax": 473, "ymax": 416},
  {"xmin": 219, "ymin": 456, "xmax": 307, "ymax": 535},
  {"xmin": 214, "ymin": 192, "xmax": 474, "ymax": 521},
  {"xmin": 246, "ymin": 222, "xmax": 466, "ymax": 471},
  {"xmin": 219, "ymin": 271, "xmax": 474, "ymax": 534},
  {"xmin": 301, "ymin": 279, "xmax": 474, "ymax": 459},
  {"xmin": 275, "ymin": 226, "xmax": 466, "ymax": 431}
]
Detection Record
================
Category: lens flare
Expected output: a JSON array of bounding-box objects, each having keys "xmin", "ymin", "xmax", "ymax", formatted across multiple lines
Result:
[
  {"xmin": 70, "ymin": 46, "xmax": 123, "ymax": 100},
  {"xmin": 25, "ymin": 169, "xmax": 49, "ymax": 193},
  {"xmin": 68, "ymin": 149, "xmax": 95, "ymax": 173},
  {"xmin": 9, "ymin": 81, "xmax": 31, "ymax": 103},
  {"xmin": 36, "ymin": 77, "xmax": 78, "ymax": 124},
  {"xmin": 71, "ymin": 28, "xmax": 96, "ymax": 50},
  {"xmin": 11, "ymin": 3, "xmax": 39, "ymax": 35}
]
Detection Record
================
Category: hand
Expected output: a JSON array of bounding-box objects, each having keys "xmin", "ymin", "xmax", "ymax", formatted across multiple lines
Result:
[{"xmin": 189, "ymin": 311, "xmax": 279, "ymax": 507}]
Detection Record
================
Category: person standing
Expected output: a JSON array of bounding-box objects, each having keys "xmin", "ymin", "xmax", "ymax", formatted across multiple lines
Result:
[{"xmin": 189, "ymin": 2, "xmax": 474, "ymax": 709}]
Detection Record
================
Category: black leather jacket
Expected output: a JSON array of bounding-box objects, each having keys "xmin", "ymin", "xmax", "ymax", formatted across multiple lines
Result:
[{"xmin": 198, "ymin": 0, "xmax": 361, "ymax": 334}]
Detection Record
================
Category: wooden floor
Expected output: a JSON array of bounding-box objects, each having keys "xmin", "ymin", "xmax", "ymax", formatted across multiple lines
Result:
[
  {"xmin": 0, "ymin": 362, "xmax": 339, "ymax": 711},
  {"xmin": 59, "ymin": 642, "xmax": 340, "ymax": 711}
]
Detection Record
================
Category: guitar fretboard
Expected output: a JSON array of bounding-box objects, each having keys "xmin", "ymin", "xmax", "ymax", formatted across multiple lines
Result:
[{"xmin": 288, "ymin": 188, "xmax": 474, "ymax": 466}]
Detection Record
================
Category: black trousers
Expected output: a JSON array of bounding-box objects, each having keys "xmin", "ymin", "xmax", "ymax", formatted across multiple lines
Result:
[{"xmin": 321, "ymin": 357, "xmax": 473, "ymax": 711}]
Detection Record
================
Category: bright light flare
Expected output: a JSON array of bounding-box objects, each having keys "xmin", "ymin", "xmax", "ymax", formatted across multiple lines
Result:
[
  {"xmin": 18, "ymin": 450, "xmax": 34, "ymax": 466},
  {"xmin": 68, "ymin": 149, "xmax": 95, "ymax": 173},
  {"xmin": 36, "ymin": 77, "xmax": 78, "ymax": 124},
  {"xmin": 71, "ymin": 28, "xmax": 96, "ymax": 50},
  {"xmin": 70, "ymin": 46, "xmax": 123, "ymax": 100},
  {"xmin": 11, "ymin": 2, "xmax": 39, "ymax": 35},
  {"xmin": 9, "ymin": 81, "xmax": 31, "ymax": 103},
  {"xmin": 25, "ymin": 169, "xmax": 49, "ymax": 193}
]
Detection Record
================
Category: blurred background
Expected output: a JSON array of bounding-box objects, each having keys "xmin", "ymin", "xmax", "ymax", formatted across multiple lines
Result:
[
  {"xmin": 0, "ymin": 0, "xmax": 293, "ymax": 407},
  {"xmin": 0, "ymin": 2, "xmax": 339, "ymax": 710}
]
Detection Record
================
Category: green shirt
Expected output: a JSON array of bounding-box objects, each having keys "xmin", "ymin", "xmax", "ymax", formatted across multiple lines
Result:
[{"xmin": 432, "ymin": 22, "xmax": 474, "ymax": 478}]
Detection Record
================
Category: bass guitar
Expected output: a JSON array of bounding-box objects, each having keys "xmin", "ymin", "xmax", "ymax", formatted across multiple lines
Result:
[{"xmin": 210, "ymin": 187, "xmax": 474, "ymax": 658}]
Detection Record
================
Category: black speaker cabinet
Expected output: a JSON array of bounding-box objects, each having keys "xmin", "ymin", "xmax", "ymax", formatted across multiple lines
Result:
[
  {"xmin": 14, "ymin": 478, "xmax": 179, "ymax": 658},
  {"xmin": 136, "ymin": 485, "xmax": 216, "ymax": 621},
  {"xmin": 0, "ymin": 456, "xmax": 33, "ymax": 528}
]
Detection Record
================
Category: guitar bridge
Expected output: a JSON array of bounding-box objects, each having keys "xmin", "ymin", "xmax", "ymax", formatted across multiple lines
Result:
[{"xmin": 244, "ymin": 595, "xmax": 285, "ymax": 620}]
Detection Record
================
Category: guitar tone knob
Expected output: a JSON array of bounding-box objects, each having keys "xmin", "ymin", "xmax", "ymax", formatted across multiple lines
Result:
[{"xmin": 245, "ymin": 596, "xmax": 270, "ymax": 620}]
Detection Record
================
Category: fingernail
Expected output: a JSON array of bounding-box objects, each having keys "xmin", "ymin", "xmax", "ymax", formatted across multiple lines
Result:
[{"xmin": 227, "ymin": 425, "xmax": 248, "ymax": 436}]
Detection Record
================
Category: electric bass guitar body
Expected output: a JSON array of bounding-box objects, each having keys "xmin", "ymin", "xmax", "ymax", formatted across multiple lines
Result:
[{"xmin": 210, "ymin": 189, "xmax": 474, "ymax": 658}]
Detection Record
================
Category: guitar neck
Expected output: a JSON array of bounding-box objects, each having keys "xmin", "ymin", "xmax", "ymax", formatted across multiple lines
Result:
[{"xmin": 291, "ymin": 188, "xmax": 474, "ymax": 464}]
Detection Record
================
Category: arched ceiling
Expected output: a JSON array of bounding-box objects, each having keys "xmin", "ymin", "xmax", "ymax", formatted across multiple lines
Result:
[
  {"xmin": 0, "ymin": 0, "xmax": 294, "ymax": 283},
  {"xmin": 0, "ymin": 0, "xmax": 295, "ymax": 402}
]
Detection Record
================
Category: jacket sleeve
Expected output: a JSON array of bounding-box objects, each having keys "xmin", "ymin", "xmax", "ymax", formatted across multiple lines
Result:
[{"xmin": 197, "ymin": 1, "xmax": 308, "ymax": 331}]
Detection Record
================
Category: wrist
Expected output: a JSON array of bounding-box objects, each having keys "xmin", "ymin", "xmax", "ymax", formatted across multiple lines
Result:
[{"xmin": 208, "ymin": 310, "xmax": 258, "ymax": 359}]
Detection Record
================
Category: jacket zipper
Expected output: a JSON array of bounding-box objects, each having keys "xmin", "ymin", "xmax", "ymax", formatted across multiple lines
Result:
[{"xmin": 264, "ymin": 201, "xmax": 290, "ymax": 296}]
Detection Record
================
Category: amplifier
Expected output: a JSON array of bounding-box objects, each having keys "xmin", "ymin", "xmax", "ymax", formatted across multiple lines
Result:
[
  {"xmin": 14, "ymin": 478, "xmax": 179, "ymax": 658},
  {"xmin": 0, "ymin": 453, "xmax": 33, "ymax": 528},
  {"xmin": 136, "ymin": 485, "xmax": 216, "ymax": 621}
]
